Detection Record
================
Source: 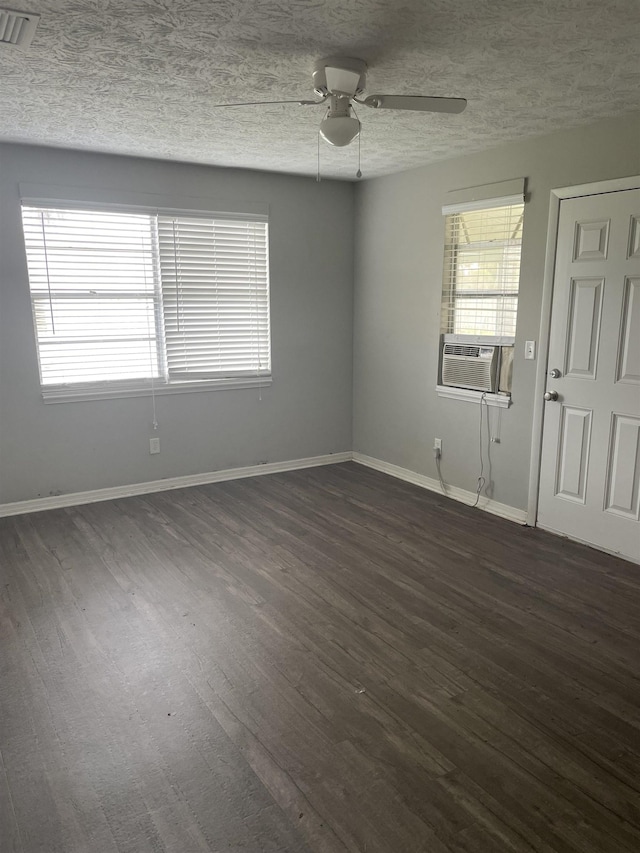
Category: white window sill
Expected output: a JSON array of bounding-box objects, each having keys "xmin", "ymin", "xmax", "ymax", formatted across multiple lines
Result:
[
  {"xmin": 41, "ymin": 376, "xmax": 272, "ymax": 404},
  {"xmin": 436, "ymin": 385, "xmax": 512, "ymax": 408}
]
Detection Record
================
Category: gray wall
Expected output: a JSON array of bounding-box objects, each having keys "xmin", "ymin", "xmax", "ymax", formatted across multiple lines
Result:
[
  {"xmin": 3, "ymin": 113, "xmax": 639, "ymax": 510},
  {"xmin": 0, "ymin": 145, "xmax": 354, "ymax": 503},
  {"xmin": 353, "ymin": 112, "xmax": 640, "ymax": 511}
]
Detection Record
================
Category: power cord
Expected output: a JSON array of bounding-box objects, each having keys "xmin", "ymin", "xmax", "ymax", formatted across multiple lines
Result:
[
  {"xmin": 435, "ymin": 448, "xmax": 447, "ymax": 494},
  {"xmin": 472, "ymin": 392, "xmax": 488, "ymax": 507},
  {"xmin": 434, "ymin": 392, "xmax": 492, "ymax": 505}
]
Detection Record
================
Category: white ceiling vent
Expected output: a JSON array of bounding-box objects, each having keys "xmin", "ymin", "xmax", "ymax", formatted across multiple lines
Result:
[{"xmin": 0, "ymin": 8, "xmax": 40, "ymax": 49}]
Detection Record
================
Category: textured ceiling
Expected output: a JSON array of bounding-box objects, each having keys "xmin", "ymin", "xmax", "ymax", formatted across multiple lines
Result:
[{"xmin": 1, "ymin": 0, "xmax": 639, "ymax": 180}]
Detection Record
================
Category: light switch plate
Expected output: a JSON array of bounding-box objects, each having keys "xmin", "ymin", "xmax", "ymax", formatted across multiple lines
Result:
[{"xmin": 525, "ymin": 340, "xmax": 536, "ymax": 360}]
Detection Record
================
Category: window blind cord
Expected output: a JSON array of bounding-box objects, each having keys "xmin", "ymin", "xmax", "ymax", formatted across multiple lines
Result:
[
  {"xmin": 148, "ymin": 311, "xmax": 159, "ymax": 431},
  {"xmin": 473, "ymin": 392, "xmax": 488, "ymax": 508},
  {"xmin": 316, "ymin": 132, "xmax": 321, "ymax": 183},
  {"xmin": 512, "ymin": 210, "xmax": 525, "ymax": 240},
  {"xmin": 172, "ymin": 219, "xmax": 180, "ymax": 335},
  {"xmin": 142, "ymin": 228, "xmax": 159, "ymax": 431},
  {"xmin": 150, "ymin": 374, "xmax": 158, "ymax": 431},
  {"xmin": 40, "ymin": 211, "xmax": 56, "ymax": 334},
  {"xmin": 252, "ymin": 233, "xmax": 263, "ymax": 402}
]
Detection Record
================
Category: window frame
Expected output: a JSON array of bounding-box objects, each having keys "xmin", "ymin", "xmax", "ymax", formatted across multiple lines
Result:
[
  {"xmin": 436, "ymin": 187, "xmax": 525, "ymax": 407},
  {"xmin": 20, "ymin": 199, "xmax": 272, "ymax": 403}
]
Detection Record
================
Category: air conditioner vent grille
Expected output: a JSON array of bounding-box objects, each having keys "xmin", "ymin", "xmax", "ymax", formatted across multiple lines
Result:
[
  {"xmin": 442, "ymin": 359, "xmax": 491, "ymax": 390},
  {"xmin": 441, "ymin": 342, "xmax": 499, "ymax": 392},
  {"xmin": 0, "ymin": 8, "xmax": 40, "ymax": 48},
  {"xmin": 444, "ymin": 344, "xmax": 480, "ymax": 357}
]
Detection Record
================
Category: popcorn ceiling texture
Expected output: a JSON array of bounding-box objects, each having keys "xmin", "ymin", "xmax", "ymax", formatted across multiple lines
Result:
[{"xmin": 1, "ymin": 0, "xmax": 639, "ymax": 180}]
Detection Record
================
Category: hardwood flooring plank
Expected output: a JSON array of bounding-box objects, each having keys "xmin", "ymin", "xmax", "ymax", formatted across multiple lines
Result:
[{"xmin": 0, "ymin": 741, "xmax": 23, "ymax": 853}]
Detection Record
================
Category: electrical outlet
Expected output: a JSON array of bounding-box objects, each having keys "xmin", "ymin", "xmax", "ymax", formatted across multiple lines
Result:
[
  {"xmin": 149, "ymin": 437, "xmax": 160, "ymax": 455},
  {"xmin": 433, "ymin": 438, "xmax": 442, "ymax": 458}
]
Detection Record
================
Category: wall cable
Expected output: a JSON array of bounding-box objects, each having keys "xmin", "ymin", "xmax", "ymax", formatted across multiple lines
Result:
[
  {"xmin": 435, "ymin": 452, "xmax": 447, "ymax": 495},
  {"xmin": 472, "ymin": 392, "xmax": 488, "ymax": 507}
]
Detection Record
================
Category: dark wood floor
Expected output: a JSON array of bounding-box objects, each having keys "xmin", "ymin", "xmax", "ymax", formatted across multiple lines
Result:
[{"xmin": 1, "ymin": 462, "xmax": 639, "ymax": 853}]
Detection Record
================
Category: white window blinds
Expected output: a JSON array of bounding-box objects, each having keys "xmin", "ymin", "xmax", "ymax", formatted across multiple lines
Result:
[
  {"xmin": 21, "ymin": 204, "xmax": 271, "ymax": 398},
  {"xmin": 21, "ymin": 207, "xmax": 161, "ymax": 386},
  {"xmin": 441, "ymin": 199, "xmax": 524, "ymax": 339},
  {"xmin": 157, "ymin": 216, "xmax": 270, "ymax": 380}
]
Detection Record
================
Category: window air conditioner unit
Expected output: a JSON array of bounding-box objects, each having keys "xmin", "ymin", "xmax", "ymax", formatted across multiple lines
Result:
[{"xmin": 441, "ymin": 338, "xmax": 499, "ymax": 392}]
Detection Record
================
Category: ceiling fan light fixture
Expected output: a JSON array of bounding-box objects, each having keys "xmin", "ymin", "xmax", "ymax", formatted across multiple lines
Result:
[{"xmin": 319, "ymin": 115, "xmax": 360, "ymax": 147}]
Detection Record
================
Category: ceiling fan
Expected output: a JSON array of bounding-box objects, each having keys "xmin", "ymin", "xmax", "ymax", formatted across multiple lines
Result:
[{"xmin": 209, "ymin": 56, "xmax": 467, "ymax": 149}]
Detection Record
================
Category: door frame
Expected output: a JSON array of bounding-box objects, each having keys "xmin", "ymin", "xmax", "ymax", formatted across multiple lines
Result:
[{"xmin": 527, "ymin": 174, "xmax": 640, "ymax": 527}]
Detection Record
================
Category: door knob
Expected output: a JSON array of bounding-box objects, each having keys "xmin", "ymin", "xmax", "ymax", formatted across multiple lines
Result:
[
  {"xmin": 549, "ymin": 368, "xmax": 562, "ymax": 379},
  {"xmin": 544, "ymin": 390, "xmax": 559, "ymax": 401}
]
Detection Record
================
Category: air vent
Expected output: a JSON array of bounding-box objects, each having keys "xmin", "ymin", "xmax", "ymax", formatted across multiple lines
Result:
[{"xmin": 0, "ymin": 8, "xmax": 40, "ymax": 48}]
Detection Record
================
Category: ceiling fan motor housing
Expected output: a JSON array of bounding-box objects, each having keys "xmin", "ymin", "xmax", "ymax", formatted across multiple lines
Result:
[{"xmin": 313, "ymin": 56, "xmax": 367, "ymax": 98}]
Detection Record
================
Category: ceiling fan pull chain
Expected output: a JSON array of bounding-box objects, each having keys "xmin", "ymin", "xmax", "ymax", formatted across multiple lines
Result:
[
  {"xmin": 352, "ymin": 105, "xmax": 363, "ymax": 179},
  {"xmin": 318, "ymin": 109, "xmax": 362, "ymax": 179}
]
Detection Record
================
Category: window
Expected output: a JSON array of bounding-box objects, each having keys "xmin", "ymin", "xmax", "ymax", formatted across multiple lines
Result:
[
  {"xmin": 441, "ymin": 199, "xmax": 524, "ymax": 339},
  {"xmin": 21, "ymin": 204, "xmax": 271, "ymax": 399}
]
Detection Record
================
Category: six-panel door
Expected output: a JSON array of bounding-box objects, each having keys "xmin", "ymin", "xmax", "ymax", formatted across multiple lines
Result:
[{"xmin": 538, "ymin": 189, "xmax": 640, "ymax": 563}]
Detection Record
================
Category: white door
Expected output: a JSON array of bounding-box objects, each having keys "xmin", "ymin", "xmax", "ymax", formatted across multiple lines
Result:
[{"xmin": 538, "ymin": 188, "xmax": 640, "ymax": 563}]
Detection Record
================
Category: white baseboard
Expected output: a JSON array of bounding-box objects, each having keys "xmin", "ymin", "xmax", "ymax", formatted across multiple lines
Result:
[
  {"xmin": 0, "ymin": 452, "xmax": 353, "ymax": 518},
  {"xmin": 352, "ymin": 452, "xmax": 527, "ymax": 525},
  {"xmin": 0, "ymin": 450, "xmax": 527, "ymax": 525}
]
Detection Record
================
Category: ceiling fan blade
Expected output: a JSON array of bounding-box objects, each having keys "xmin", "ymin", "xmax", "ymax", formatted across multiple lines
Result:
[
  {"xmin": 208, "ymin": 99, "xmax": 324, "ymax": 108},
  {"xmin": 363, "ymin": 95, "xmax": 467, "ymax": 113}
]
